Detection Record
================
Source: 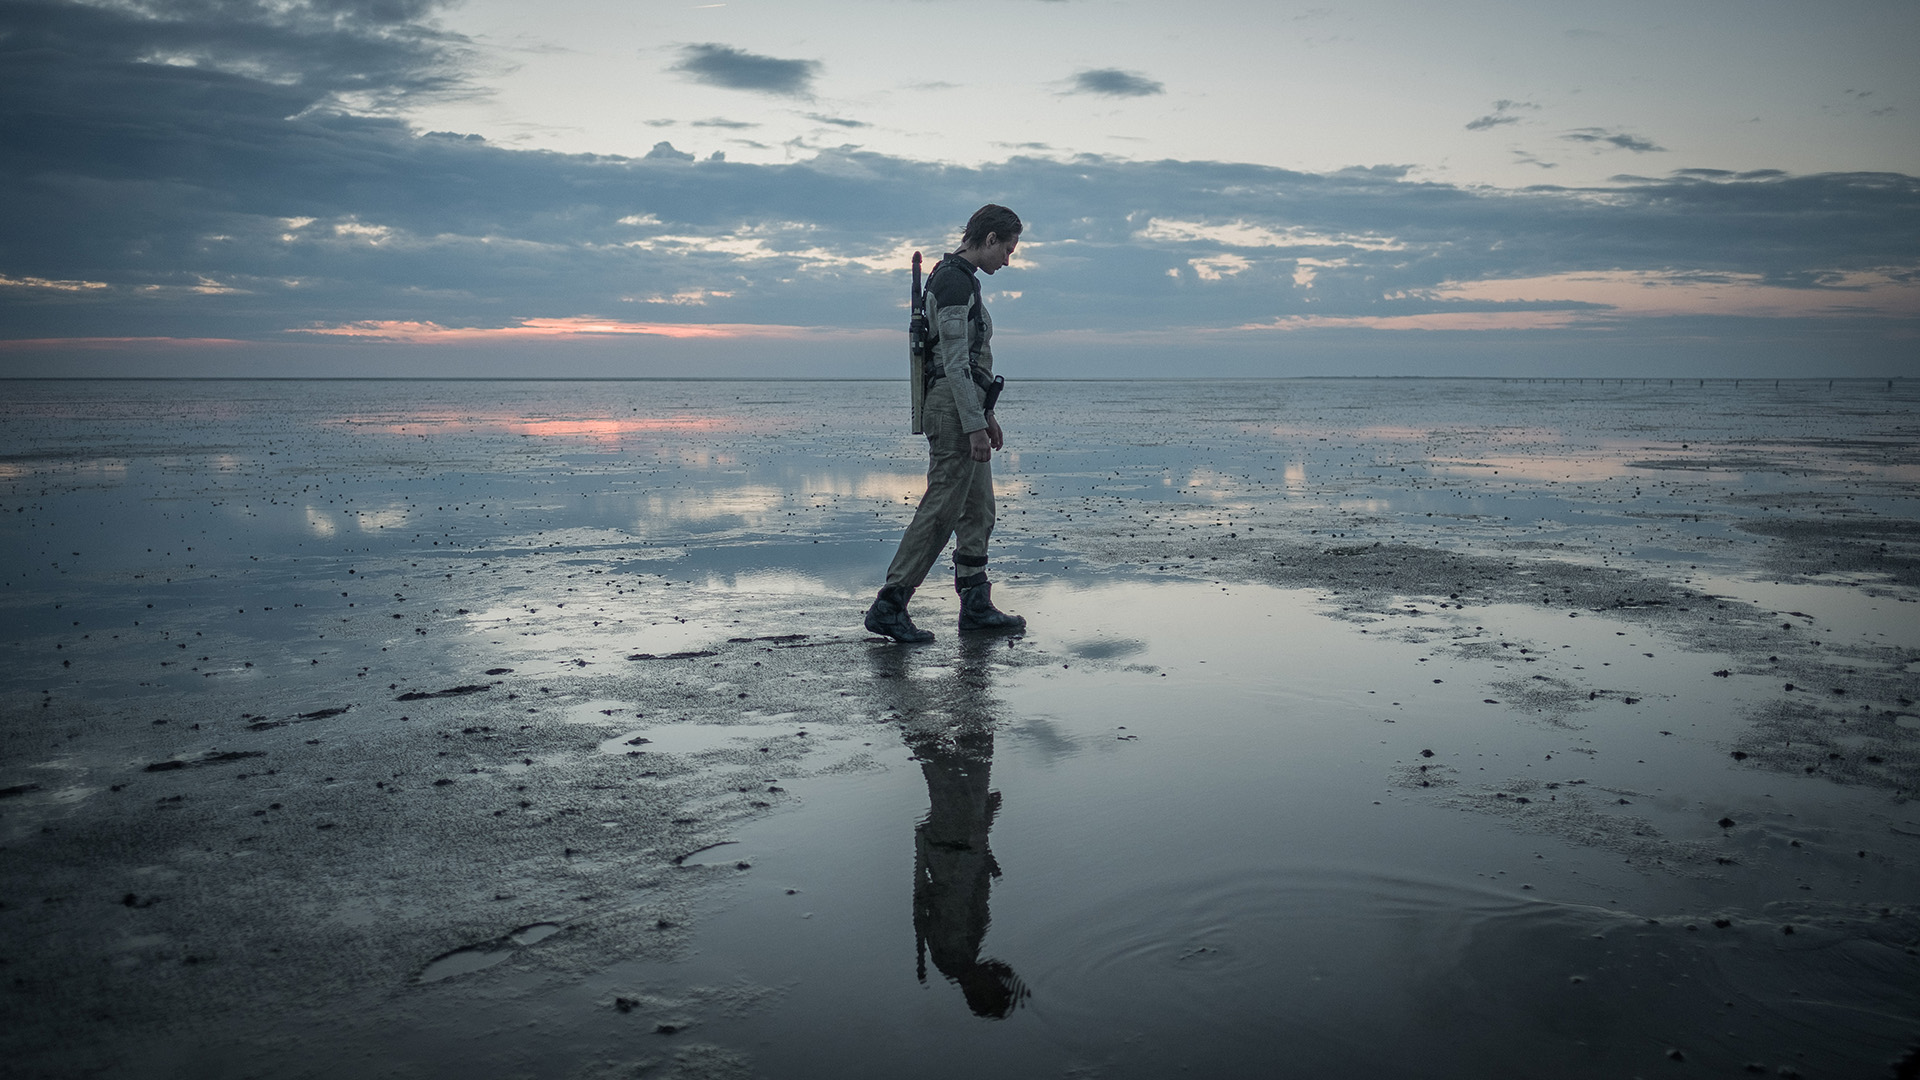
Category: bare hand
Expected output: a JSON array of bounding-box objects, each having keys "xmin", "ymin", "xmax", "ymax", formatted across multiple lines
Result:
[
  {"xmin": 968, "ymin": 428, "xmax": 992, "ymax": 462},
  {"xmin": 986, "ymin": 415, "xmax": 1005, "ymax": 451}
]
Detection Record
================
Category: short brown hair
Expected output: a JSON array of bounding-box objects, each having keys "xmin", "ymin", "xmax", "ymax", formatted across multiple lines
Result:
[{"xmin": 961, "ymin": 204, "xmax": 1023, "ymax": 247}]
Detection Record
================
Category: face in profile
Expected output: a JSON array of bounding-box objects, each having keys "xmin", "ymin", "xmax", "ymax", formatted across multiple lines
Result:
[{"xmin": 976, "ymin": 235, "xmax": 1018, "ymax": 274}]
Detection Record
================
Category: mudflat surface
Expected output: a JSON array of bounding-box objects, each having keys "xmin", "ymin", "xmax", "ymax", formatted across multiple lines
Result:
[{"xmin": 2, "ymin": 378, "xmax": 1916, "ymax": 1079}]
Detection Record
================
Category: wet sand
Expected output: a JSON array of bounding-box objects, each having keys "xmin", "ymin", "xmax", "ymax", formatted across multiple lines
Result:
[{"xmin": 2, "ymin": 378, "xmax": 1916, "ymax": 1078}]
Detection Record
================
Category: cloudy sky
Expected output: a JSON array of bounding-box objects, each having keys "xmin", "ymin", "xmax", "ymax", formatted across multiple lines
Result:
[{"xmin": 1, "ymin": 0, "xmax": 1915, "ymax": 377}]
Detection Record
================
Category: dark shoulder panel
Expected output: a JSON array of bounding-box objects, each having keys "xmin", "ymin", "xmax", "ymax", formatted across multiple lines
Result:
[{"xmin": 925, "ymin": 262, "xmax": 977, "ymax": 308}]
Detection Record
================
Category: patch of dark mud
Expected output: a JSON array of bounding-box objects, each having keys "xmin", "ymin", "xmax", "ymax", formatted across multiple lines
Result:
[
  {"xmin": 248, "ymin": 704, "xmax": 354, "ymax": 730},
  {"xmin": 1083, "ymin": 533, "xmax": 1717, "ymax": 618},
  {"xmin": 1739, "ymin": 517, "xmax": 1920, "ymax": 589},
  {"xmin": 1390, "ymin": 765, "xmax": 1727, "ymax": 873},
  {"xmin": 1483, "ymin": 673, "xmax": 1602, "ymax": 727},
  {"xmin": 1730, "ymin": 698, "xmax": 1920, "ymax": 800},
  {"xmin": 395, "ymin": 683, "xmax": 495, "ymax": 701}
]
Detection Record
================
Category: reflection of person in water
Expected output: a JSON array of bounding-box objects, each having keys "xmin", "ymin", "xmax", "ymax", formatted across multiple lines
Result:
[
  {"xmin": 871, "ymin": 639, "xmax": 1028, "ymax": 1018},
  {"xmin": 910, "ymin": 725, "xmax": 1027, "ymax": 1018}
]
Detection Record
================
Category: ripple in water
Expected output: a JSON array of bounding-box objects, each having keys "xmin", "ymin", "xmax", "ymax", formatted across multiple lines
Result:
[{"xmin": 1007, "ymin": 866, "xmax": 1919, "ymax": 1078}]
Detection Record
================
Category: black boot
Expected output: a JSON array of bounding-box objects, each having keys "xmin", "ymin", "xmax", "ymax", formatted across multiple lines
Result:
[
  {"xmin": 956, "ymin": 574, "xmax": 1025, "ymax": 633},
  {"xmin": 865, "ymin": 584, "xmax": 935, "ymax": 643}
]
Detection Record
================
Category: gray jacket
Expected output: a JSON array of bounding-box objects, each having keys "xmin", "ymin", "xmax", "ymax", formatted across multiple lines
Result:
[{"xmin": 925, "ymin": 254, "xmax": 994, "ymax": 434}]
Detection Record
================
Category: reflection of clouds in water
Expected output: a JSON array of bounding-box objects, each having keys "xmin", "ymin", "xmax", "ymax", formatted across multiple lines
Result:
[
  {"xmin": 703, "ymin": 569, "xmax": 831, "ymax": 594},
  {"xmin": 1429, "ymin": 436, "xmax": 1920, "ymax": 483},
  {"xmin": 353, "ymin": 508, "xmax": 411, "ymax": 531},
  {"xmin": 1283, "ymin": 462, "xmax": 1307, "ymax": 488},
  {"xmin": 630, "ymin": 468, "xmax": 942, "ymax": 529},
  {"xmin": 0, "ymin": 458, "xmax": 127, "ymax": 480},
  {"xmin": 1429, "ymin": 457, "xmax": 1625, "ymax": 482},
  {"xmin": 1183, "ymin": 466, "xmax": 1242, "ymax": 497},
  {"xmin": 304, "ymin": 507, "xmax": 337, "ymax": 537},
  {"xmin": 669, "ymin": 447, "xmax": 739, "ymax": 467},
  {"xmin": 799, "ymin": 471, "xmax": 925, "ymax": 502},
  {"xmin": 640, "ymin": 486, "xmax": 784, "ymax": 525}
]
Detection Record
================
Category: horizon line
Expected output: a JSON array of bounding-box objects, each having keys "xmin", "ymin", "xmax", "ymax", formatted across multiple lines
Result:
[{"xmin": 0, "ymin": 375, "xmax": 1907, "ymax": 384}]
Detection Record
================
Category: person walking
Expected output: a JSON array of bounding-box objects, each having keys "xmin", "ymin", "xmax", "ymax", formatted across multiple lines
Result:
[{"xmin": 865, "ymin": 204, "xmax": 1028, "ymax": 643}]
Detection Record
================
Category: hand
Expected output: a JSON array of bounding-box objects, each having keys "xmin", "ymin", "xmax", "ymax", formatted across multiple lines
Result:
[
  {"xmin": 968, "ymin": 428, "xmax": 992, "ymax": 462},
  {"xmin": 986, "ymin": 415, "xmax": 1005, "ymax": 451}
]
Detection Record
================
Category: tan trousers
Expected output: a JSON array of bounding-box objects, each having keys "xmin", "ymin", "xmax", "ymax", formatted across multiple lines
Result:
[{"xmin": 884, "ymin": 379, "xmax": 995, "ymax": 593}]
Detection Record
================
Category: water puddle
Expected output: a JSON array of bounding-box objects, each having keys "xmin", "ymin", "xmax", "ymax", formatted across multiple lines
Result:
[
  {"xmin": 417, "ymin": 922, "xmax": 564, "ymax": 983},
  {"xmin": 1693, "ymin": 572, "xmax": 1916, "ymax": 643},
  {"xmin": 417, "ymin": 946, "xmax": 514, "ymax": 984},
  {"xmin": 558, "ymin": 578, "xmax": 1920, "ymax": 1077}
]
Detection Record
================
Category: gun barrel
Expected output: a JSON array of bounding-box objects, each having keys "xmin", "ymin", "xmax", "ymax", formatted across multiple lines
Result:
[{"xmin": 908, "ymin": 251, "xmax": 928, "ymax": 434}]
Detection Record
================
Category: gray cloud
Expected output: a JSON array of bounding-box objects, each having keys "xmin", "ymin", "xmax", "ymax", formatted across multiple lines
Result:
[
  {"xmin": 671, "ymin": 43, "xmax": 819, "ymax": 96},
  {"xmin": 1564, "ymin": 127, "xmax": 1666, "ymax": 153},
  {"xmin": 1067, "ymin": 69, "xmax": 1165, "ymax": 97},
  {"xmin": 690, "ymin": 117, "xmax": 758, "ymax": 129},
  {"xmin": 1674, "ymin": 168, "xmax": 1787, "ymax": 181},
  {"xmin": 803, "ymin": 113, "xmax": 869, "ymax": 129},
  {"xmin": 1465, "ymin": 99, "xmax": 1538, "ymax": 131}
]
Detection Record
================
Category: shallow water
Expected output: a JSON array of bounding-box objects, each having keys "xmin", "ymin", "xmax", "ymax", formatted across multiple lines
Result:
[
  {"xmin": 540, "ymin": 583, "xmax": 1913, "ymax": 1079},
  {"xmin": 2, "ymin": 378, "xmax": 1916, "ymax": 1079}
]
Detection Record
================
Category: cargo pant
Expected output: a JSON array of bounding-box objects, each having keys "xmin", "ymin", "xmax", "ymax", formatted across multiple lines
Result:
[{"xmin": 883, "ymin": 377, "xmax": 995, "ymax": 593}]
